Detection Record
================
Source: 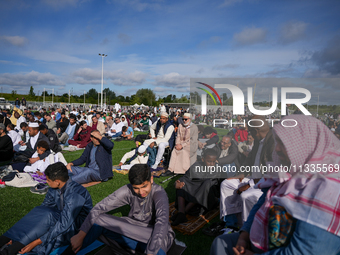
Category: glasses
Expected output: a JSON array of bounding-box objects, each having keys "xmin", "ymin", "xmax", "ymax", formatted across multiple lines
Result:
[{"xmin": 183, "ymin": 118, "xmax": 189, "ymax": 121}]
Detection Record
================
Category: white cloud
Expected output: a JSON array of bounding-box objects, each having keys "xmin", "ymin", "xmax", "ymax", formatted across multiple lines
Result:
[
  {"xmin": 155, "ymin": 72, "xmax": 189, "ymax": 87},
  {"xmin": 279, "ymin": 21, "xmax": 308, "ymax": 44},
  {"xmin": 41, "ymin": 0, "xmax": 84, "ymax": 9},
  {"xmin": 24, "ymin": 50, "xmax": 90, "ymax": 64},
  {"xmin": 233, "ymin": 27, "xmax": 267, "ymax": 46},
  {"xmin": 0, "ymin": 60, "xmax": 27, "ymax": 66},
  {"xmin": 71, "ymin": 68, "xmax": 147, "ymax": 86},
  {"xmin": 0, "ymin": 71, "xmax": 65, "ymax": 86},
  {"xmin": 0, "ymin": 35, "xmax": 28, "ymax": 47}
]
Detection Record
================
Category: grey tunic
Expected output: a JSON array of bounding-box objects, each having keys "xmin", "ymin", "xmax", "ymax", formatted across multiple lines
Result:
[{"xmin": 80, "ymin": 183, "xmax": 175, "ymax": 255}]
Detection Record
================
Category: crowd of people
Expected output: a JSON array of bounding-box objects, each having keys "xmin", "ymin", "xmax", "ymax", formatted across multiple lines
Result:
[{"xmin": 0, "ymin": 103, "xmax": 340, "ymax": 255}]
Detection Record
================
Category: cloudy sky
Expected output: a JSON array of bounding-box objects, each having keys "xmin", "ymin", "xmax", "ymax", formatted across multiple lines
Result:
[{"xmin": 0, "ymin": 0, "xmax": 339, "ymax": 104}]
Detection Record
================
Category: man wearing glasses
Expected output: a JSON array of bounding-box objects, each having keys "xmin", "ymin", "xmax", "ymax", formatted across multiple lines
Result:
[
  {"xmin": 66, "ymin": 130, "xmax": 114, "ymax": 184},
  {"xmin": 162, "ymin": 113, "xmax": 198, "ymax": 176},
  {"xmin": 143, "ymin": 112, "xmax": 175, "ymax": 169}
]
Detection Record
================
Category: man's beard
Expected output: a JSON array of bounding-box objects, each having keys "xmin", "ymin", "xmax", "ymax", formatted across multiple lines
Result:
[{"xmin": 183, "ymin": 121, "xmax": 190, "ymax": 127}]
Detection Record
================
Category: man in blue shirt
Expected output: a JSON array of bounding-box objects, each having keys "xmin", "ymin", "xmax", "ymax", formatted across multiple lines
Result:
[
  {"xmin": 66, "ymin": 130, "xmax": 114, "ymax": 184},
  {"xmin": 0, "ymin": 162, "xmax": 92, "ymax": 255}
]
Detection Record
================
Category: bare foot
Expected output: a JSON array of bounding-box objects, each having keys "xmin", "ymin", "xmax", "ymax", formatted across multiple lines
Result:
[{"xmin": 175, "ymin": 180, "xmax": 185, "ymax": 189}]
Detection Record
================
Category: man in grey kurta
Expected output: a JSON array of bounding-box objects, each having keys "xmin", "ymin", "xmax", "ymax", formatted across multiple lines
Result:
[{"xmin": 62, "ymin": 164, "xmax": 175, "ymax": 255}]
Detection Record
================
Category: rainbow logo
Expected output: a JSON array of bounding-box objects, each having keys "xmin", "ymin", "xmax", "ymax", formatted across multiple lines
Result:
[{"xmin": 197, "ymin": 82, "xmax": 222, "ymax": 106}]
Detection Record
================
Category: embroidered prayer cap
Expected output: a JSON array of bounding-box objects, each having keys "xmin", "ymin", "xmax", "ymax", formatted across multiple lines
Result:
[
  {"xmin": 29, "ymin": 122, "xmax": 39, "ymax": 128},
  {"xmin": 183, "ymin": 113, "xmax": 192, "ymax": 119},
  {"xmin": 138, "ymin": 145, "xmax": 147, "ymax": 154},
  {"xmin": 160, "ymin": 112, "xmax": 169, "ymax": 118}
]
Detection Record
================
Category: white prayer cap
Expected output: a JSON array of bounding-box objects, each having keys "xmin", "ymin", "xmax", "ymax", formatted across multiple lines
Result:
[
  {"xmin": 29, "ymin": 122, "xmax": 39, "ymax": 128},
  {"xmin": 160, "ymin": 112, "xmax": 169, "ymax": 118},
  {"xmin": 183, "ymin": 113, "xmax": 192, "ymax": 119},
  {"xmin": 138, "ymin": 145, "xmax": 147, "ymax": 154}
]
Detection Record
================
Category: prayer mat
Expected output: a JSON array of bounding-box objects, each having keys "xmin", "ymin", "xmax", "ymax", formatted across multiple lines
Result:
[
  {"xmin": 82, "ymin": 181, "xmax": 102, "ymax": 188},
  {"xmin": 169, "ymin": 202, "xmax": 220, "ymax": 235},
  {"xmin": 112, "ymin": 165, "xmax": 166, "ymax": 178}
]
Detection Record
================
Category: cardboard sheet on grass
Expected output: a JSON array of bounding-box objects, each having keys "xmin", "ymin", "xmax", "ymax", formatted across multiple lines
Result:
[
  {"xmin": 112, "ymin": 165, "xmax": 166, "ymax": 178},
  {"xmin": 169, "ymin": 202, "xmax": 219, "ymax": 235}
]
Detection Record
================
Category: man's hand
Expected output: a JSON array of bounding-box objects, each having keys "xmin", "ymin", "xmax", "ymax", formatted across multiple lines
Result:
[
  {"xmin": 175, "ymin": 180, "xmax": 185, "ymax": 189},
  {"xmin": 66, "ymin": 162, "xmax": 74, "ymax": 171},
  {"xmin": 29, "ymin": 157, "xmax": 39, "ymax": 164},
  {"xmin": 175, "ymin": 144, "xmax": 183, "ymax": 150},
  {"xmin": 19, "ymin": 239, "xmax": 42, "ymax": 254},
  {"xmin": 118, "ymin": 162, "xmax": 123, "ymax": 167},
  {"xmin": 19, "ymin": 141, "xmax": 25, "ymax": 146},
  {"xmin": 233, "ymin": 247, "xmax": 254, "ymax": 255},
  {"xmin": 234, "ymin": 231, "xmax": 251, "ymax": 254},
  {"xmin": 237, "ymin": 184, "xmax": 250, "ymax": 195},
  {"xmin": 112, "ymin": 129, "xmax": 116, "ymax": 133},
  {"xmin": 92, "ymin": 131, "xmax": 102, "ymax": 141},
  {"xmin": 71, "ymin": 230, "xmax": 86, "ymax": 253},
  {"xmin": 57, "ymin": 128, "xmax": 61, "ymax": 134},
  {"xmin": 149, "ymin": 142, "xmax": 156, "ymax": 149},
  {"xmin": 77, "ymin": 127, "xmax": 82, "ymax": 134},
  {"xmin": 77, "ymin": 144, "xmax": 80, "ymax": 148}
]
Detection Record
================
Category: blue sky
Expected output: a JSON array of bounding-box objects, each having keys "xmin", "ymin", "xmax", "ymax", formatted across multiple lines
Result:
[{"xmin": 0, "ymin": 0, "xmax": 339, "ymax": 104}]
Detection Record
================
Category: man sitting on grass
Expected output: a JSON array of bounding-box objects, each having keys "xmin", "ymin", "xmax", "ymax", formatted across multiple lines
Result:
[
  {"xmin": 66, "ymin": 130, "xmax": 113, "ymax": 184},
  {"xmin": 0, "ymin": 162, "xmax": 92, "ymax": 255},
  {"xmin": 61, "ymin": 164, "xmax": 175, "ymax": 255},
  {"xmin": 171, "ymin": 149, "xmax": 220, "ymax": 226}
]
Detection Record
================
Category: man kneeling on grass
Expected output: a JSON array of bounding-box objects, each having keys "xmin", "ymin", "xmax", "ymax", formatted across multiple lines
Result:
[
  {"xmin": 61, "ymin": 164, "xmax": 175, "ymax": 255},
  {"xmin": 0, "ymin": 162, "xmax": 92, "ymax": 255}
]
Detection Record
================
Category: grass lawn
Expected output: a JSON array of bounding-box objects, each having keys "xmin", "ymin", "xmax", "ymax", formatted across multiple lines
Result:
[{"xmin": 0, "ymin": 128, "xmax": 231, "ymax": 255}]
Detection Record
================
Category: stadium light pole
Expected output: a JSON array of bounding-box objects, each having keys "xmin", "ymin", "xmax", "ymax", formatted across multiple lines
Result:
[{"xmin": 99, "ymin": 53, "xmax": 107, "ymax": 110}]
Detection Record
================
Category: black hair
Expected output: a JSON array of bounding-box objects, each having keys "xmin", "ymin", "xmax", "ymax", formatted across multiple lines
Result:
[
  {"xmin": 69, "ymin": 115, "xmax": 76, "ymax": 121},
  {"xmin": 45, "ymin": 162, "xmax": 69, "ymax": 182},
  {"xmin": 7, "ymin": 123, "xmax": 14, "ymax": 130},
  {"xmin": 203, "ymin": 126, "xmax": 214, "ymax": 135},
  {"xmin": 128, "ymin": 164, "xmax": 151, "ymax": 185},
  {"xmin": 39, "ymin": 124, "xmax": 48, "ymax": 131},
  {"xmin": 122, "ymin": 126, "xmax": 127, "ymax": 132},
  {"xmin": 197, "ymin": 125, "xmax": 204, "ymax": 133},
  {"xmin": 203, "ymin": 148, "xmax": 218, "ymax": 159},
  {"xmin": 79, "ymin": 120, "xmax": 87, "ymax": 126},
  {"xmin": 20, "ymin": 122, "xmax": 28, "ymax": 128},
  {"xmin": 36, "ymin": 140, "xmax": 49, "ymax": 151}
]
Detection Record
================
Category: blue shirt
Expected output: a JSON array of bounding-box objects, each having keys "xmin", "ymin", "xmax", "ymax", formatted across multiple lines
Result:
[
  {"xmin": 88, "ymin": 146, "xmax": 99, "ymax": 171},
  {"xmin": 126, "ymin": 126, "xmax": 134, "ymax": 136},
  {"xmin": 65, "ymin": 123, "xmax": 76, "ymax": 140}
]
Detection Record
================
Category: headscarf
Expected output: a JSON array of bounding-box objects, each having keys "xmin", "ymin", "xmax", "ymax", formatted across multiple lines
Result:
[{"xmin": 250, "ymin": 115, "xmax": 340, "ymax": 251}]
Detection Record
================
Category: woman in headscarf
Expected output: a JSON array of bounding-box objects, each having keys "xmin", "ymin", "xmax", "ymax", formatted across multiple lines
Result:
[{"xmin": 210, "ymin": 115, "xmax": 340, "ymax": 255}]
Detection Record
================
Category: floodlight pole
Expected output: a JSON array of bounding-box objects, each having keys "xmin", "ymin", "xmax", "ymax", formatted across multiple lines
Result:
[{"xmin": 99, "ymin": 53, "xmax": 107, "ymax": 110}]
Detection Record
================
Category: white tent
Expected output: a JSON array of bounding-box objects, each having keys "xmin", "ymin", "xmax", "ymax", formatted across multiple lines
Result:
[
  {"xmin": 132, "ymin": 103, "xmax": 139, "ymax": 107},
  {"xmin": 140, "ymin": 103, "xmax": 146, "ymax": 107}
]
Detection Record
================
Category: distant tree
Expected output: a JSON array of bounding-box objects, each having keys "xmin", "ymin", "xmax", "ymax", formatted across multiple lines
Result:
[
  {"xmin": 28, "ymin": 86, "xmax": 35, "ymax": 97},
  {"xmin": 87, "ymin": 88, "xmax": 98, "ymax": 99},
  {"xmin": 11, "ymin": 90, "xmax": 17, "ymax": 96},
  {"xmin": 135, "ymin": 89, "xmax": 156, "ymax": 106}
]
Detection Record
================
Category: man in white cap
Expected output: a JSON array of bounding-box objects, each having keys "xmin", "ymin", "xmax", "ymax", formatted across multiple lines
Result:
[
  {"xmin": 143, "ymin": 112, "xmax": 175, "ymax": 169},
  {"xmin": 119, "ymin": 145, "xmax": 150, "ymax": 167},
  {"xmin": 162, "ymin": 113, "xmax": 198, "ymax": 176}
]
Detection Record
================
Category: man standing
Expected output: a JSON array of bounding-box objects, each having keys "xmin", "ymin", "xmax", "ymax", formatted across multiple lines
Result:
[
  {"xmin": 143, "ymin": 112, "xmax": 175, "ymax": 169},
  {"xmin": 162, "ymin": 113, "xmax": 198, "ymax": 176},
  {"xmin": 14, "ymin": 98, "xmax": 20, "ymax": 108},
  {"xmin": 66, "ymin": 130, "xmax": 113, "ymax": 184}
]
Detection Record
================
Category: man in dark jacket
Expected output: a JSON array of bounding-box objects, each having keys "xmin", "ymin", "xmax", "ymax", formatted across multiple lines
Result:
[
  {"xmin": 66, "ymin": 130, "xmax": 114, "ymax": 184},
  {"xmin": 62, "ymin": 164, "xmax": 174, "ymax": 255},
  {"xmin": 0, "ymin": 123, "xmax": 14, "ymax": 162},
  {"xmin": 0, "ymin": 162, "xmax": 92, "ymax": 255},
  {"xmin": 213, "ymin": 135, "xmax": 240, "ymax": 172},
  {"xmin": 39, "ymin": 124, "xmax": 61, "ymax": 153}
]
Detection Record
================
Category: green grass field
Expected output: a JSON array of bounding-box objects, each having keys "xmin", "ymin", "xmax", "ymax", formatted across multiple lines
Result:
[{"xmin": 0, "ymin": 129, "xmax": 231, "ymax": 255}]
